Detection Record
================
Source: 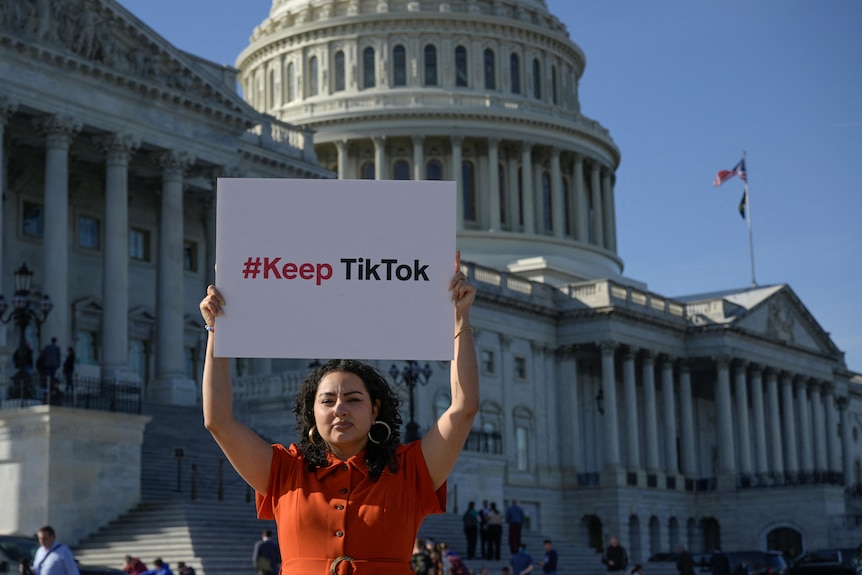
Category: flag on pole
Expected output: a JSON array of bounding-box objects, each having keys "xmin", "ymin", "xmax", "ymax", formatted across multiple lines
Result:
[
  {"xmin": 738, "ymin": 190, "xmax": 747, "ymax": 219},
  {"xmin": 713, "ymin": 158, "xmax": 747, "ymax": 187}
]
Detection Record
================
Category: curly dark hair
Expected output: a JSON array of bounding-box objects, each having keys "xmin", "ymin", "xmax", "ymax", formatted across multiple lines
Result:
[{"xmin": 293, "ymin": 359, "xmax": 403, "ymax": 481}]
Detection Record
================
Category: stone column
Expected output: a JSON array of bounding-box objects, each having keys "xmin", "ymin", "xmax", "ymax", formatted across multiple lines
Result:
[
  {"xmin": 766, "ymin": 370, "xmax": 784, "ymax": 476},
  {"xmin": 810, "ymin": 382, "xmax": 828, "ymax": 474},
  {"xmin": 661, "ymin": 357, "xmax": 678, "ymax": 476},
  {"xmin": 715, "ymin": 356, "xmax": 736, "ymax": 477},
  {"xmin": 35, "ymin": 115, "xmax": 81, "ymax": 347},
  {"xmin": 600, "ymin": 341, "xmax": 621, "ymax": 471},
  {"xmin": 749, "ymin": 366, "xmax": 768, "ymax": 477},
  {"xmin": 488, "ymin": 138, "xmax": 501, "ymax": 231},
  {"xmin": 642, "ymin": 351, "xmax": 660, "ymax": 475},
  {"xmin": 0, "ymin": 98, "xmax": 18, "ymax": 285},
  {"xmin": 780, "ymin": 373, "xmax": 799, "ymax": 476},
  {"xmin": 602, "ymin": 168, "xmax": 617, "ymax": 251},
  {"xmin": 573, "ymin": 154, "xmax": 588, "ymax": 243},
  {"xmin": 589, "ymin": 161, "xmax": 604, "ymax": 247},
  {"xmin": 560, "ymin": 348, "xmax": 584, "ymax": 471},
  {"xmin": 824, "ymin": 384, "xmax": 840, "ymax": 474},
  {"xmin": 411, "ymin": 135, "xmax": 424, "ymax": 181},
  {"xmin": 678, "ymin": 361, "xmax": 696, "ymax": 477},
  {"xmin": 335, "ymin": 139, "xmax": 348, "ymax": 179},
  {"xmin": 506, "ymin": 146, "xmax": 519, "ymax": 230},
  {"xmin": 623, "ymin": 348, "xmax": 641, "ymax": 471},
  {"xmin": 151, "ymin": 151, "xmax": 196, "ymax": 406},
  {"xmin": 452, "ymin": 136, "xmax": 463, "ymax": 229},
  {"xmin": 520, "ymin": 143, "xmax": 535, "ymax": 234},
  {"xmin": 839, "ymin": 398, "xmax": 853, "ymax": 487},
  {"xmin": 550, "ymin": 147, "xmax": 564, "ymax": 238},
  {"xmin": 796, "ymin": 377, "xmax": 814, "ymax": 475},
  {"xmin": 99, "ymin": 133, "xmax": 140, "ymax": 380},
  {"xmin": 734, "ymin": 361, "xmax": 753, "ymax": 477},
  {"xmin": 373, "ymin": 135, "xmax": 387, "ymax": 180}
]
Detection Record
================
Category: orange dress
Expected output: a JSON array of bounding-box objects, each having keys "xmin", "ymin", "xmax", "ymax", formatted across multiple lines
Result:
[{"xmin": 257, "ymin": 441, "xmax": 446, "ymax": 575}]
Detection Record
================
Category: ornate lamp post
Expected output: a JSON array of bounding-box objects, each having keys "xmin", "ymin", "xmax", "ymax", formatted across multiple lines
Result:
[
  {"xmin": 0, "ymin": 263, "xmax": 53, "ymax": 400},
  {"xmin": 388, "ymin": 360, "xmax": 433, "ymax": 443}
]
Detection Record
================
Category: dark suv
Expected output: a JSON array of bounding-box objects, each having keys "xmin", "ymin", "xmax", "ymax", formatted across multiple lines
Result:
[
  {"xmin": 727, "ymin": 550, "xmax": 788, "ymax": 575},
  {"xmin": 789, "ymin": 549, "xmax": 857, "ymax": 575}
]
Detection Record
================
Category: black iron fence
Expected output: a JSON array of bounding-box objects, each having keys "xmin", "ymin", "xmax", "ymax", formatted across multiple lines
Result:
[{"xmin": 2, "ymin": 372, "xmax": 142, "ymax": 414}]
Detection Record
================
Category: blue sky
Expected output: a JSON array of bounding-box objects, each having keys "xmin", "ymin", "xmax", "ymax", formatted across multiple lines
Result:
[{"xmin": 117, "ymin": 0, "xmax": 862, "ymax": 371}]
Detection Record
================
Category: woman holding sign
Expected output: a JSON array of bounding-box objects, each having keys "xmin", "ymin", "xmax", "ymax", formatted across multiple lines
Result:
[{"xmin": 199, "ymin": 253, "xmax": 478, "ymax": 575}]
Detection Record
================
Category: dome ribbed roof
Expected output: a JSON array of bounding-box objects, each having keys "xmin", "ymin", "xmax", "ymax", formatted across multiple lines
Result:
[{"xmin": 268, "ymin": 0, "xmax": 550, "ymax": 20}]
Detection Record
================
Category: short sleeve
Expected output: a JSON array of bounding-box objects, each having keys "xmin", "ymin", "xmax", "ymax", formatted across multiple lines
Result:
[
  {"xmin": 256, "ymin": 443, "xmax": 299, "ymax": 520},
  {"xmin": 402, "ymin": 441, "xmax": 446, "ymax": 516}
]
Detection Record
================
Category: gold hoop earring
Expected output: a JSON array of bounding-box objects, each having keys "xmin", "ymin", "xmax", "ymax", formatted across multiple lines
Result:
[
  {"xmin": 308, "ymin": 427, "xmax": 318, "ymax": 445},
  {"xmin": 368, "ymin": 421, "xmax": 392, "ymax": 444}
]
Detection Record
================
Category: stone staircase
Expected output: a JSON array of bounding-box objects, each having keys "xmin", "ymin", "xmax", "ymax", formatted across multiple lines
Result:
[{"xmin": 71, "ymin": 402, "xmax": 628, "ymax": 575}]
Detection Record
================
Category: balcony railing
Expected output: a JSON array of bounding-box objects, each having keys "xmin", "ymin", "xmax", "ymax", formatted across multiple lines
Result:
[{"xmin": 1, "ymin": 373, "xmax": 142, "ymax": 414}]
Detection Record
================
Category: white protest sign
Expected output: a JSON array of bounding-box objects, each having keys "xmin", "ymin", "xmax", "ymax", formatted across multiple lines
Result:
[{"xmin": 214, "ymin": 178, "xmax": 456, "ymax": 360}]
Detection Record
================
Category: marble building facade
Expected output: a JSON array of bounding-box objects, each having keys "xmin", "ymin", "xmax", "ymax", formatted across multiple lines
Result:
[{"xmin": 1, "ymin": 0, "xmax": 861, "ymax": 561}]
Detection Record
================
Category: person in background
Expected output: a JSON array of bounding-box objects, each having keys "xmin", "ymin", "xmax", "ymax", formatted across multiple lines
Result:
[
  {"xmin": 602, "ymin": 536, "xmax": 628, "ymax": 574},
  {"xmin": 677, "ymin": 546, "xmax": 696, "ymax": 575},
  {"xmin": 122, "ymin": 556, "xmax": 147, "ymax": 574},
  {"xmin": 485, "ymin": 502, "xmax": 503, "ymax": 561},
  {"xmin": 505, "ymin": 499, "xmax": 525, "ymax": 555},
  {"xmin": 24, "ymin": 526, "xmax": 79, "ymax": 575},
  {"xmin": 141, "ymin": 559, "xmax": 173, "ymax": 575},
  {"xmin": 252, "ymin": 530, "xmax": 280, "ymax": 575},
  {"xmin": 510, "ymin": 544, "xmax": 535, "ymax": 575},
  {"xmin": 175, "ymin": 562, "xmax": 195, "ymax": 575},
  {"xmin": 411, "ymin": 538, "xmax": 433, "ymax": 575},
  {"xmin": 62, "ymin": 347, "xmax": 75, "ymax": 396},
  {"xmin": 463, "ymin": 501, "xmax": 479, "ymax": 559},
  {"xmin": 539, "ymin": 540, "xmax": 558, "ymax": 575}
]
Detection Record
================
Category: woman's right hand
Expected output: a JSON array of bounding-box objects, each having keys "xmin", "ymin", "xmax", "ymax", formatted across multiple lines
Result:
[{"xmin": 200, "ymin": 285, "xmax": 225, "ymax": 328}]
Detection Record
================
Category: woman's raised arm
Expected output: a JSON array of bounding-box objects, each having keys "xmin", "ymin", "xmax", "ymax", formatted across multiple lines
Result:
[
  {"xmin": 421, "ymin": 252, "xmax": 480, "ymax": 489},
  {"xmin": 200, "ymin": 285, "xmax": 273, "ymax": 494}
]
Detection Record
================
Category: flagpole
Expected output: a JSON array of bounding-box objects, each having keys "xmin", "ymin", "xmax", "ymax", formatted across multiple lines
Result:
[{"xmin": 744, "ymin": 151, "xmax": 757, "ymax": 287}]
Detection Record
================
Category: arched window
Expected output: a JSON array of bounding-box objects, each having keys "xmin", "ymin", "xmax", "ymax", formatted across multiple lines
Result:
[
  {"xmin": 393, "ymin": 45, "xmax": 407, "ymax": 86},
  {"xmin": 308, "ymin": 55, "xmax": 318, "ymax": 96},
  {"xmin": 510, "ymin": 52, "xmax": 520, "ymax": 94},
  {"xmin": 462, "ymin": 160, "xmax": 476, "ymax": 222},
  {"xmin": 483, "ymin": 48, "xmax": 495, "ymax": 90},
  {"xmin": 551, "ymin": 65, "xmax": 558, "ymax": 104},
  {"xmin": 542, "ymin": 171, "xmax": 552, "ymax": 232},
  {"xmin": 363, "ymin": 47, "xmax": 376, "ymax": 89},
  {"xmin": 455, "ymin": 45, "xmax": 468, "ymax": 87},
  {"xmin": 334, "ymin": 50, "xmax": 345, "ymax": 92},
  {"xmin": 361, "ymin": 162, "xmax": 375, "ymax": 180},
  {"xmin": 393, "ymin": 159, "xmax": 410, "ymax": 180},
  {"xmin": 532, "ymin": 58, "xmax": 541, "ymax": 99},
  {"xmin": 426, "ymin": 159, "xmax": 443, "ymax": 180},
  {"xmin": 286, "ymin": 61, "xmax": 295, "ymax": 102},
  {"xmin": 424, "ymin": 44, "xmax": 437, "ymax": 86}
]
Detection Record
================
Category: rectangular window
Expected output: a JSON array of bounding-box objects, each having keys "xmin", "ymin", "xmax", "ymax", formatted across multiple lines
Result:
[
  {"xmin": 481, "ymin": 350, "xmax": 495, "ymax": 374},
  {"xmin": 516, "ymin": 426, "xmax": 528, "ymax": 471},
  {"xmin": 514, "ymin": 356, "xmax": 527, "ymax": 379},
  {"xmin": 129, "ymin": 228, "xmax": 151, "ymax": 261},
  {"xmin": 76, "ymin": 330, "xmax": 98, "ymax": 365},
  {"xmin": 184, "ymin": 240, "xmax": 198, "ymax": 272},
  {"xmin": 23, "ymin": 201, "xmax": 44, "ymax": 238},
  {"xmin": 78, "ymin": 215, "xmax": 101, "ymax": 250}
]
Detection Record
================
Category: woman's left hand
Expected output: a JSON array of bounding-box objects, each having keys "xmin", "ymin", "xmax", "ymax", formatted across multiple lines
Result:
[{"xmin": 450, "ymin": 251, "xmax": 475, "ymax": 313}]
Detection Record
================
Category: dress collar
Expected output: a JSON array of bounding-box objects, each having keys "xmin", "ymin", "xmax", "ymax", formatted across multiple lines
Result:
[{"xmin": 315, "ymin": 450, "xmax": 370, "ymax": 480}]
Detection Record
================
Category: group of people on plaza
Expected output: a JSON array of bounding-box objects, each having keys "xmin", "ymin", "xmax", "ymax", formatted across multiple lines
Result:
[
  {"xmin": 463, "ymin": 500, "xmax": 529, "ymax": 562},
  {"xmin": 411, "ymin": 536, "xmax": 557, "ymax": 575},
  {"xmin": 122, "ymin": 556, "xmax": 195, "ymax": 575},
  {"xmin": 8, "ymin": 337, "xmax": 75, "ymax": 403}
]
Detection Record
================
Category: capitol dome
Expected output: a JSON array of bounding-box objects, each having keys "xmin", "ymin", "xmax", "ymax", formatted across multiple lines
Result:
[{"xmin": 236, "ymin": 0, "xmax": 623, "ymax": 285}]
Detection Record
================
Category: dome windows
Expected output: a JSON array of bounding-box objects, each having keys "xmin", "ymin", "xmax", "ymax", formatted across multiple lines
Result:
[
  {"xmin": 455, "ymin": 45, "xmax": 468, "ymax": 87},
  {"xmin": 362, "ymin": 47, "xmax": 376, "ymax": 89},
  {"xmin": 393, "ymin": 45, "xmax": 407, "ymax": 86},
  {"xmin": 424, "ymin": 44, "xmax": 438, "ymax": 86},
  {"xmin": 483, "ymin": 48, "xmax": 496, "ymax": 90}
]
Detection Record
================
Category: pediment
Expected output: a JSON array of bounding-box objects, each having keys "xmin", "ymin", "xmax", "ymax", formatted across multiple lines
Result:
[
  {"xmin": 731, "ymin": 286, "xmax": 839, "ymax": 356},
  {"xmin": 0, "ymin": 0, "xmax": 254, "ymax": 127}
]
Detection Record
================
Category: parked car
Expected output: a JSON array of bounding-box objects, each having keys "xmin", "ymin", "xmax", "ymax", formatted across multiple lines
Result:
[
  {"xmin": 788, "ymin": 549, "xmax": 856, "ymax": 575},
  {"xmin": 649, "ymin": 552, "xmax": 680, "ymax": 562},
  {"xmin": 726, "ymin": 550, "xmax": 788, "ymax": 575},
  {"xmin": 0, "ymin": 534, "xmax": 38, "ymax": 574}
]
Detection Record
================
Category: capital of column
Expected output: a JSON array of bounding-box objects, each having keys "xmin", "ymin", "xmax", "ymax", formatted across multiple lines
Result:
[
  {"xmin": 451, "ymin": 135, "xmax": 463, "ymax": 148},
  {"xmin": 600, "ymin": 340, "xmax": 617, "ymax": 356},
  {"xmin": 714, "ymin": 354, "xmax": 732, "ymax": 370},
  {"xmin": 641, "ymin": 349, "xmax": 657, "ymax": 364},
  {"xmin": 34, "ymin": 115, "xmax": 82, "ymax": 148},
  {"xmin": 0, "ymin": 96, "xmax": 19, "ymax": 123},
  {"xmin": 555, "ymin": 345, "xmax": 576, "ymax": 360},
  {"xmin": 157, "ymin": 150, "xmax": 196, "ymax": 180},
  {"xmin": 98, "ymin": 133, "xmax": 141, "ymax": 166},
  {"xmin": 734, "ymin": 359, "xmax": 749, "ymax": 375},
  {"xmin": 372, "ymin": 135, "xmax": 386, "ymax": 147},
  {"xmin": 794, "ymin": 375, "xmax": 810, "ymax": 392},
  {"xmin": 500, "ymin": 333, "xmax": 513, "ymax": 350},
  {"xmin": 411, "ymin": 135, "xmax": 424, "ymax": 147}
]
